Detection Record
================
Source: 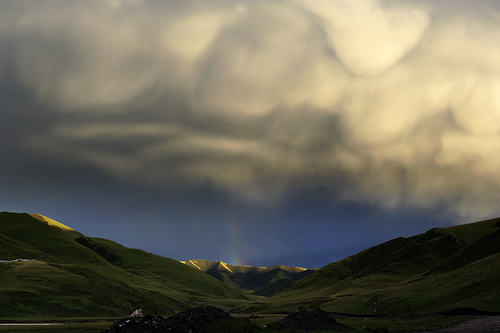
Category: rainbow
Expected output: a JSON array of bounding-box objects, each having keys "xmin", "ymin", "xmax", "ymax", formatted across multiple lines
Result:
[{"xmin": 227, "ymin": 207, "xmax": 247, "ymax": 266}]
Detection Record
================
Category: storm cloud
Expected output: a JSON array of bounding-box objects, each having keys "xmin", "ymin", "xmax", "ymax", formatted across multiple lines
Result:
[{"xmin": 2, "ymin": 0, "xmax": 500, "ymax": 221}]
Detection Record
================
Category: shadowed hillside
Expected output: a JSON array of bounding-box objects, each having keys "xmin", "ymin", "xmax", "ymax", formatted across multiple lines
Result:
[
  {"xmin": 0, "ymin": 212, "xmax": 252, "ymax": 318},
  {"xmin": 2, "ymin": 211, "xmax": 500, "ymax": 321},
  {"xmin": 236, "ymin": 217, "xmax": 500, "ymax": 315}
]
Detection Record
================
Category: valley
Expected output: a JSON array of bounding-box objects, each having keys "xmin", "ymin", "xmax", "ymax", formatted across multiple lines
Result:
[{"xmin": 0, "ymin": 211, "xmax": 499, "ymax": 332}]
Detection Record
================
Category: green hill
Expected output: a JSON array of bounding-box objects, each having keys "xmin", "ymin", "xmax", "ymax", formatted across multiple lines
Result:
[
  {"xmin": 2, "ymin": 211, "xmax": 499, "ymax": 320},
  {"xmin": 236, "ymin": 217, "xmax": 500, "ymax": 315},
  {"xmin": 0, "ymin": 212, "xmax": 252, "ymax": 318}
]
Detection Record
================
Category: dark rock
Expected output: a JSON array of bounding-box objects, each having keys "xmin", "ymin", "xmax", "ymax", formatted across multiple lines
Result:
[
  {"xmin": 101, "ymin": 305, "xmax": 232, "ymax": 333},
  {"xmin": 130, "ymin": 309, "xmax": 144, "ymax": 318},
  {"xmin": 101, "ymin": 315, "xmax": 168, "ymax": 333},
  {"xmin": 267, "ymin": 308, "xmax": 350, "ymax": 332}
]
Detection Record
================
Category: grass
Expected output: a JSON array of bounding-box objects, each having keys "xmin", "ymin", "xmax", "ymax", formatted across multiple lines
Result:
[
  {"xmin": 1, "ymin": 211, "xmax": 499, "ymax": 333},
  {"xmin": 338, "ymin": 315, "xmax": 474, "ymax": 332},
  {"xmin": 0, "ymin": 314, "xmax": 479, "ymax": 333},
  {"xmin": 208, "ymin": 317, "xmax": 265, "ymax": 333},
  {"xmin": 89, "ymin": 237, "xmax": 251, "ymax": 300},
  {"xmin": 231, "ymin": 313, "xmax": 475, "ymax": 332},
  {"xmin": 0, "ymin": 321, "xmax": 113, "ymax": 332},
  {"xmin": 234, "ymin": 218, "xmax": 500, "ymax": 316},
  {"xmin": 0, "ymin": 212, "xmax": 254, "ymax": 319}
]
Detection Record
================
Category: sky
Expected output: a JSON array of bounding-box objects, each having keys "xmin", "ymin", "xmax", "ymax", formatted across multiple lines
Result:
[{"xmin": 1, "ymin": 0, "xmax": 499, "ymax": 269}]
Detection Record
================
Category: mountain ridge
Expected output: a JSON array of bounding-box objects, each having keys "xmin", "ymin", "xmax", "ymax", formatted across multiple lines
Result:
[
  {"xmin": 29, "ymin": 213, "xmax": 78, "ymax": 233},
  {"xmin": 181, "ymin": 259, "xmax": 312, "ymax": 273},
  {"xmin": 181, "ymin": 259, "xmax": 318, "ymax": 296}
]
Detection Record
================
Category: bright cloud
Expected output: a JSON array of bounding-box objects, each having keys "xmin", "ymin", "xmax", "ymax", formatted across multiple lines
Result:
[
  {"xmin": 299, "ymin": 0, "xmax": 430, "ymax": 75},
  {"xmin": 1, "ymin": 0, "xmax": 500, "ymax": 221}
]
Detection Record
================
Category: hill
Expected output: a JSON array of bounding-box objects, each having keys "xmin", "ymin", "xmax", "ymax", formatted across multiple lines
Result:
[
  {"xmin": 3, "ymin": 211, "xmax": 500, "ymax": 320},
  {"xmin": 181, "ymin": 259, "xmax": 317, "ymax": 296},
  {"xmin": 0, "ymin": 212, "xmax": 251, "ymax": 318},
  {"xmin": 235, "ymin": 217, "xmax": 500, "ymax": 315}
]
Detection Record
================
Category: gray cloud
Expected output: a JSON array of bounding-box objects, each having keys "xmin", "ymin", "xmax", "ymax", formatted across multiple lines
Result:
[{"xmin": 1, "ymin": 0, "xmax": 500, "ymax": 221}]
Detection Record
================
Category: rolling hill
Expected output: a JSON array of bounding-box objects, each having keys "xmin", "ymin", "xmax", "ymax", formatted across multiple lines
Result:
[
  {"xmin": 0, "ymin": 212, "xmax": 251, "ymax": 318},
  {"xmin": 181, "ymin": 259, "xmax": 317, "ymax": 296},
  {"xmin": 236, "ymin": 217, "xmax": 500, "ymax": 315},
  {"xmin": 2, "ymin": 211, "xmax": 500, "ymax": 320}
]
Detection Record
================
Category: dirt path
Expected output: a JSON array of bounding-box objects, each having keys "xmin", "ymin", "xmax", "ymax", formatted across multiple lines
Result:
[{"xmin": 412, "ymin": 316, "xmax": 500, "ymax": 333}]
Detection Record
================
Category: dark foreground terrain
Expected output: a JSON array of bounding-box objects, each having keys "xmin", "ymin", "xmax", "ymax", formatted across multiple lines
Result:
[
  {"xmin": 101, "ymin": 306, "xmax": 350, "ymax": 332},
  {"xmin": 0, "ymin": 310, "xmax": 497, "ymax": 332},
  {"xmin": 406, "ymin": 316, "xmax": 500, "ymax": 333},
  {"xmin": 100, "ymin": 306, "xmax": 500, "ymax": 333},
  {"xmin": 102, "ymin": 306, "xmax": 232, "ymax": 333}
]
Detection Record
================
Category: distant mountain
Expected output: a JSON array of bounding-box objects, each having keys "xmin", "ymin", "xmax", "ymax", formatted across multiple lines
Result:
[
  {"xmin": 0, "ymin": 212, "xmax": 251, "ymax": 318},
  {"xmin": 181, "ymin": 259, "xmax": 318, "ymax": 296},
  {"xmin": 236, "ymin": 217, "xmax": 500, "ymax": 315}
]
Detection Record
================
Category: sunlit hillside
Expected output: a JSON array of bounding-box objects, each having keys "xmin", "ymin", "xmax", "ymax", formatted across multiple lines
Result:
[
  {"xmin": 29, "ymin": 213, "xmax": 77, "ymax": 232},
  {"xmin": 182, "ymin": 259, "xmax": 317, "ymax": 296},
  {"xmin": 0, "ymin": 212, "xmax": 252, "ymax": 318}
]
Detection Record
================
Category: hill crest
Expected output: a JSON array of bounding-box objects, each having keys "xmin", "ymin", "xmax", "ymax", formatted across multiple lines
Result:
[
  {"xmin": 181, "ymin": 259, "xmax": 309, "ymax": 274},
  {"xmin": 29, "ymin": 213, "xmax": 81, "ymax": 235},
  {"xmin": 0, "ymin": 211, "xmax": 251, "ymax": 317},
  {"xmin": 181, "ymin": 259, "xmax": 317, "ymax": 296}
]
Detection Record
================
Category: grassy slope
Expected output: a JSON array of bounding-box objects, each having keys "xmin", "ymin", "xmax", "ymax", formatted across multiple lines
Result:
[
  {"xmin": 236, "ymin": 217, "xmax": 500, "ymax": 315},
  {"xmin": 88, "ymin": 237, "xmax": 250, "ymax": 300},
  {"xmin": 0, "ymin": 212, "xmax": 251, "ymax": 318},
  {"xmin": 205, "ymin": 268, "xmax": 296, "ymax": 292},
  {"xmin": 2, "ymin": 211, "xmax": 499, "ymax": 319}
]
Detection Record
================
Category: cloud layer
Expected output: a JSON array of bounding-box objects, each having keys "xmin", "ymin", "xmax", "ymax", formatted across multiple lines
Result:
[{"xmin": 2, "ymin": 0, "xmax": 500, "ymax": 220}]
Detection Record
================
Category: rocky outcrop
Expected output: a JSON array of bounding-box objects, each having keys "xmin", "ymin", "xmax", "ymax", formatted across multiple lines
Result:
[
  {"xmin": 102, "ymin": 305, "xmax": 232, "ymax": 333},
  {"xmin": 129, "ymin": 309, "xmax": 144, "ymax": 318},
  {"xmin": 267, "ymin": 308, "xmax": 350, "ymax": 332}
]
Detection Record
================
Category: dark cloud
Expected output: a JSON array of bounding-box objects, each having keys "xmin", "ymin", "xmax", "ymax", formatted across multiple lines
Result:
[{"xmin": 1, "ymin": 0, "xmax": 499, "ymax": 238}]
